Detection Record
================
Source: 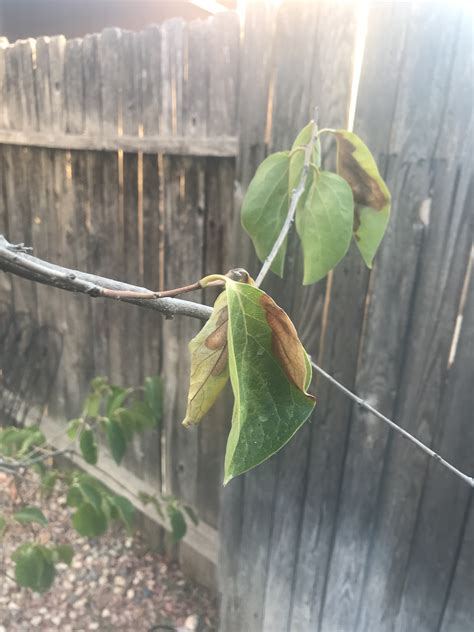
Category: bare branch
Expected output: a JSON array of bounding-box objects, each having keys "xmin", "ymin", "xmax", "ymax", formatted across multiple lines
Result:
[{"xmin": 0, "ymin": 235, "xmax": 213, "ymax": 321}]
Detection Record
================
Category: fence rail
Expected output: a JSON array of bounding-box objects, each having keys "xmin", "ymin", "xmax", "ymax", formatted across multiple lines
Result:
[{"xmin": 0, "ymin": 3, "xmax": 472, "ymax": 630}]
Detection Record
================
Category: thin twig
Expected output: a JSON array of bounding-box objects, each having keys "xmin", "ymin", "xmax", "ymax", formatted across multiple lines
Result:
[
  {"xmin": 255, "ymin": 109, "xmax": 319, "ymax": 287},
  {"xmin": 0, "ymin": 235, "xmax": 213, "ymax": 321},
  {"xmin": 253, "ymin": 111, "xmax": 473, "ymax": 489},
  {"xmin": 310, "ymin": 361, "xmax": 474, "ymax": 488}
]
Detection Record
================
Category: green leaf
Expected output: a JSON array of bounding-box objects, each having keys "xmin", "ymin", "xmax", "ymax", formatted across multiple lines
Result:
[
  {"xmin": 66, "ymin": 418, "xmax": 83, "ymax": 440},
  {"xmin": 76, "ymin": 479, "xmax": 103, "ymax": 511},
  {"xmin": 144, "ymin": 376, "xmax": 164, "ymax": 426},
  {"xmin": 66, "ymin": 485, "xmax": 83, "ymax": 507},
  {"xmin": 53, "ymin": 544, "xmax": 74, "ymax": 565},
  {"xmin": 72, "ymin": 503, "xmax": 107, "ymax": 537},
  {"xmin": 334, "ymin": 130, "xmax": 391, "ymax": 267},
  {"xmin": 13, "ymin": 506, "xmax": 48, "ymax": 527},
  {"xmin": 224, "ymin": 280, "xmax": 315, "ymax": 483},
  {"xmin": 108, "ymin": 495, "xmax": 135, "ymax": 532},
  {"xmin": 138, "ymin": 491, "xmax": 164, "ymax": 519},
  {"xmin": 183, "ymin": 505, "xmax": 199, "ymax": 526},
  {"xmin": 79, "ymin": 429, "xmax": 98, "ymax": 465},
  {"xmin": 182, "ymin": 291, "xmax": 230, "ymax": 426},
  {"xmin": 295, "ymin": 170, "xmax": 354, "ymax": 284},
  {"xmin": 83, "ymin": 391, "xmax": 102, "ymax": 418},
  {"xmin": 13, "ymin": 544, "xmax": 55, "ymax": 593},
  {"xmin": 121, "ymin": 400, "xmax": 156, "ymax": 431},
  {"xmin": 167, "ymin": 505, "xmax": 187, "ymax": 542},
  {"xmin": 105, "ymin": 419, "xmax": 126, "ymax": 464},
  {"xmin": 241, "ymin": 151, "xmax": 290, "ymax": 277},
  {"xmin": 106, "ymin": 386, "xmax": 131, "ymax": 418},
  {"xmin": 0, "ymin": 514, "xmax": 6, "ymax": 537}
]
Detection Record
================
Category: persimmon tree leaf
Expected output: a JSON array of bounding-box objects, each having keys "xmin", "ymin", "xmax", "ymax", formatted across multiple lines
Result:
[
  {"xmin": 296, "ymin": 170, "xmax": 354, "ymax": 284},
  {"xmin": 79, "ymin": 428, "xmax": 98, "ymax": 465},
  {"xmin": 241, "ymin": 151, "xmax": 290, "ymax": 277},
  {"xmin": 72, "ymin": 503, "xmax": 107, "ymax": 537},
  {"xmin": 13, "ymin": 506, "xmax": 48, "ymax": 527},
  {"xmin": 13, "ymin": 544, "xmax": 55, "ymax": 593},
  {"xmin": 335, "ymin": 130, "xmax": 391, "ymax": 267},
  {"xmin": 182, "ymin": 291, "xmax": 230, "ymax": 426},
  {"xmin": 224, "ymin": 280, "xmax": 315, "ymax": 484},
  {"xmin": 105, "ymin": 418, "xmax": 126, "ymax": 464}
]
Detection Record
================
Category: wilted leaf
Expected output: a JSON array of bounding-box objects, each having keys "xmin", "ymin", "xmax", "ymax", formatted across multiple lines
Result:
[
  {"xmin": 182, "ymin": 291, "xmax": 230, "ymax": 427},
  {"xmin": 72, "ymin": 503, "xmax": 107, "ymax": 537},
  {"xmin": 224, "ymin": 280, "xmax": 315, "ymax": 483},
  {"xmin": 335, "ymin": 130, "xmax": 391, "ymax": 267},
  {"xmin": 241, "ymin": 151, "xmax": 290, "ymax": 277},
  {"xmin": 13, "ymin": 506, "xmax": 48, "ymax": 527},
  {"xmin": 105, "ymin": 418, "xmax": 126, "ymax": 464},
  {"xmin": 296, "ymin": 170, "xmax": 354, "ymax": 284},
  {"xmin": 79, "ymin": 428, "xmax": 98, "ymax": 465},
  {"xmin": 13, "ymin": 543, "xmax": 55, "ymax": 593}
]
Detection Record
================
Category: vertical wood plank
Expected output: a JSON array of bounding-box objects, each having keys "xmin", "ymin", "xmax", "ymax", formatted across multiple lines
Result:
[
  {"xmin": 396, "ymin": 274, "xmax": 473, "ymax": 632},
  {"xmin": 98, "ymin": 28, "xmax": 121, "ymax": 385},
  {"xmin": 219, "ymin": 5, "xmax": 274, "ymax": 629},
  {"xmin": 140, "ymin": 24, "xmax": 163, "ymax": 489},
  {"xmin": 161, "ymin": 18, "xmax": 202, "ymax": 508},
  {"xmin": 320, "ymin": 5, "xmax": 465, "ymax": 632},
  {"xmin": 3, "ymin": 40, "xmax": 38, "ymax": 318},
  {"xmin": 61, "ymin": 38, "xmax": 95, "ymax": 414},
  {"xmin": 196, "ymin": 11, "xmax": 239, "ymax": 528},
  {"xmin": 357, "ymin": 12, "xmax": 473, "ymax": 628},
  {"xmin": 261, "ymin": 5, "xmax": 357, "ymax": 631}
]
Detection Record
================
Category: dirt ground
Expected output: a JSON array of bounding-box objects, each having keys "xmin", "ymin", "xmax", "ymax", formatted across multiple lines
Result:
[{"xmin": 0, "ymin": 471, "xmax": 217, "ymax": 632}]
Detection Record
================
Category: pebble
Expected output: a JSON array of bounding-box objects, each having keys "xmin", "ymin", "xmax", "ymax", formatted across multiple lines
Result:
[
  {"xmin": 127, "ymin": 588, "xmax": 135, "ymax": 600},
  {"xmin": 88, "ymin": 624, "xmax": 100, "ymax": 631},
  {"xmin": 98, "ymin": 575, "xmax": 108, "ymax": 586},
  {"xmin": 101, "ymin": 608, "xmax": 111, "ymax": 618},
  {"xmin": 74, "ymin": 585, "xmax": 85, "ymax": 597},
  {"xmin": 51, "ymin": 616, "xmax": 62, "ymax": 625},
  {"xmin": 114, "ymin": 575, "xmax": 126, "ymax": 587},
  {"xmin": 7, "ymin": 602, "xmax": 19, "ymax": 610},
  {"xmin": 30, "ymin": 615, "xmax": 42, "ymax": 627},
  {"xmin": 0, "ymin": 625, "xmax": 6, "ymax": 632},
  {"xmin": 39, "ymin": 607, "xmax": 48, "ymax": 614},
  {"xmin": 73, "ymin": 597, "xmax": 87, "ymax": 609},
  {"xmin": 185, "ymin": 614, "xmax": 199, "ymax": 631}
]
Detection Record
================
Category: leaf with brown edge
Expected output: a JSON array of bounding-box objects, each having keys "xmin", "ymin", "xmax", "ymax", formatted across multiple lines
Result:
[
  {"xmin": 335, "ymin": 130, "xmax": 391, "ymax": 267},
  {"xmin": 224, "ymin": 280, "xmax": 315, "ymax": 484},
  {"xmin": 182, "ymin": 291, "xmax": 229, "ymax": 427}
]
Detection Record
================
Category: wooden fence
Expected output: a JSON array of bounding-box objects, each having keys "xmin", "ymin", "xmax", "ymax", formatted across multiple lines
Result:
[{"xmin": 0, "ymin": 2, "xmax": 472, "ymax": 630}]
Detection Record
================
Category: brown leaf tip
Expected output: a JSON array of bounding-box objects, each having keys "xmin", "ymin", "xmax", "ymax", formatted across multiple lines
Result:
[
  {"xmin": 337, "ymin": 136, "xmax": 388, "ymax": 211},
  {"xmin": 260, "ymin": 294, "xmax": 308, "ymax": 393}
]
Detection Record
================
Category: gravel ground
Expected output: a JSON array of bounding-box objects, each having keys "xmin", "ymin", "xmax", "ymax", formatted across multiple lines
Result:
[{"xmin": 0, "ymin": 471, "xmax": 217, "ymax": 632}]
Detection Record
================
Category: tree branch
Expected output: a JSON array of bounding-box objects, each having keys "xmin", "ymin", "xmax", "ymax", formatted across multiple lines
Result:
[{"xmin": 0, "ymin": 236, "xmax": 213, "ymax": 321}]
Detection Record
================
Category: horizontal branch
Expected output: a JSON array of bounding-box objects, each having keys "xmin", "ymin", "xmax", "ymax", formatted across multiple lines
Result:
[
  {"xmin": 1, "ymin": 237, "xmax": 472, "ymax": 488},
  {"xmin": 0, "ymin": 129, "xmax": 238, "ymax": 157},
  {"xmin": 0, "ymin": 236, "xmax": 213, "ymax": 321}
]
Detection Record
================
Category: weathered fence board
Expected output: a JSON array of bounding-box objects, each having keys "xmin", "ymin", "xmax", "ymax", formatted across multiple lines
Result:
[{"xmin": 0, "ymin": 3, "xmax": 472, "ymax": 623}]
